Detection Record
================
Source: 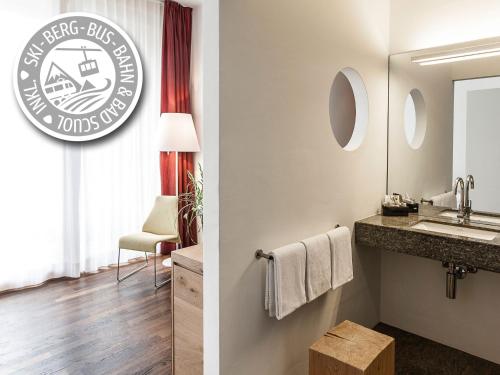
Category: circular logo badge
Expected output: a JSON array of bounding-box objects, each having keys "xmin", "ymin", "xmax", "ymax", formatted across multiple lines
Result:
[{"xmin": 14, "ymin": 12, "xmax": 143, "ymax": 142}]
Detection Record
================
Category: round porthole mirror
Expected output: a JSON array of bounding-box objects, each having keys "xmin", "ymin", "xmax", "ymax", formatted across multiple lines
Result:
[
  {"xmin": 404, "ymin": 89, "xmax": 426, "ymax": 149},
  {"xmin": 329, "ymin": 67, "xmax": 368, "ymax": 151}
]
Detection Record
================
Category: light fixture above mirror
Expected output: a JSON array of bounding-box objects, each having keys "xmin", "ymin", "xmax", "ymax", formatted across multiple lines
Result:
[{"xmin": 411, "ymin": 38, "xmax": 500, "ymax": 66}]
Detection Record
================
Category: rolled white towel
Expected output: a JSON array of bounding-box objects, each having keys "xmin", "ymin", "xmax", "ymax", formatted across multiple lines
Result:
[
  {"xmin": 431, "ymin": 191, "xmax": 457, "ymax": 209},
  {"xmin": 327, "ymin": 226, "xmax": 354, "ymax": 290}
]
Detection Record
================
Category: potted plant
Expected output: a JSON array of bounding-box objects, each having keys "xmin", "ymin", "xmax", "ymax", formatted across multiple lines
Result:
[{"xmin": 178, "ymin": 163, "xmax": 203, "ymax": 244}]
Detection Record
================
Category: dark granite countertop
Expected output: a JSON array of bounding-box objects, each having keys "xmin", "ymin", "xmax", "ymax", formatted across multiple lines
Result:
[{"xmin": 355, "ymin": 206, "xmax": 500, "ymax": 273}]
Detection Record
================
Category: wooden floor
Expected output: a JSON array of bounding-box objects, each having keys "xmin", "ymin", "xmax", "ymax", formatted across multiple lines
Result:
[{"xmin": 0, "ymin": 257, "xmax": 172, "ymax": 375}]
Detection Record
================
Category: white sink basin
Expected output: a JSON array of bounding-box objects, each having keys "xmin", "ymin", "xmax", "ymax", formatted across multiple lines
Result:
[
  {"xmin": 411, "ymin": 221, "xmax": 498, "ymax": 241},
  {"xmin": 439, "ymin": 211, "xmax": 500, "ymax": 225}
]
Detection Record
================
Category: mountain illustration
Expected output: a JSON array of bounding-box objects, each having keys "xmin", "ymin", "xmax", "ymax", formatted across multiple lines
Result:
[
  {"xmin": 81, "ymin": 80, "xmax": 96, "ymax": 92},
  {"xmin": 44, "ymin": 62, "xmax": 82, "ymax": 92}
]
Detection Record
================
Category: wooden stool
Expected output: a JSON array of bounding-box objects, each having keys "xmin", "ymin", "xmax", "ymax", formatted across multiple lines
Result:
[{"xmin": 309, "ymin": 320, "xmax": 395, "ymax": 375}]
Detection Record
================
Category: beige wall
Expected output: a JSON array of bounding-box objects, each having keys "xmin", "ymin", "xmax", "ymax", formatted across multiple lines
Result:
[
  {"xmin": 381, "ymin": 252, "xmax": 500, "ymax": 363},
  {"xmin": 390, "ymin": 0, "xmax": 500, "ymax": 54},
  {"xmin": 385, "ymin": 0, "xmax": 500, "ymax": 364},
  {"xmin": 330, "ymin": 72, "xmax": 356, "ymax": 148},
  {"xmin": 219, "ymin": 0, "xmax": 389, "ymax": 374}
]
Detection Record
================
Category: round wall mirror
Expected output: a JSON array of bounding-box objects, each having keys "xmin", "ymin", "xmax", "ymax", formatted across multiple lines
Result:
[
  {"xmin": 329, "ymin": 67, "xmax": 368, "ymax": 151},
  {"xmin": 404, "ymin": 89, "xmax": 427, "ymax": 149}
]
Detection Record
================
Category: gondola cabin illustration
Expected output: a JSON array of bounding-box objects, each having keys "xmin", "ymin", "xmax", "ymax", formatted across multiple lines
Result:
[{"xmin": 55, "ymin": 46, "xmax": 102, "ymax": 77}]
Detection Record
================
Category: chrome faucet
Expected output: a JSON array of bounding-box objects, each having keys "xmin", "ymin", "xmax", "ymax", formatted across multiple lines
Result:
[
  {"xmin": 454, "ymin": 177, "xmax": 465, "ymax": 219},
  {"xmin": 464, "ymin": 175, "xmax": 475, "ymax": 219}
]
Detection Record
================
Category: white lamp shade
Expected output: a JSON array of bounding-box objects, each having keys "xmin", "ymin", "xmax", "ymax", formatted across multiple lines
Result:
[{"xmin": 158, "ymin": 113, "xmax": 200, "ymax": 152}]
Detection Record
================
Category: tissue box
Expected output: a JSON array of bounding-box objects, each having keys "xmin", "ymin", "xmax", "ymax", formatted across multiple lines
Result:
[
  {"xmin": 407, "ymin": 202, "xmax": 419, "ymax": 213},
  {"xmin": 382, "ymin": 205, "xmax": 409, "ymax": 216}
]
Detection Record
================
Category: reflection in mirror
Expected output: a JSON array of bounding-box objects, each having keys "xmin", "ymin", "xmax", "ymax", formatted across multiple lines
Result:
[
  {"xmin": 388, "ymin": 37, "xmax": 500, "ymax": 217},
  {"xmin": 454, "ymin": 77, "xmax": 500, "ymax": 213},
  {"xmin": 404, "ymin": 89, "xmax": 426, "ymax": 149},
  {"xmin": 388, "ymin": 52, "xmax": 453, "ymax": 203}
]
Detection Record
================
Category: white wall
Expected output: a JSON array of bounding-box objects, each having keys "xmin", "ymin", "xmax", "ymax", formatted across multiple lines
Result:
[
  {"xmin": 385, "ymin": 0, "xmax": 500, "ymax": 364},
  {"xmin": 454, "ymin": 78, "xmax": 500, "ymax": 213},
  {"xmin": 465, "ymin": 88, "xmax": 500, "ymax": 213},
  {"xmin": 199, "ymin": 0, "xmax": 219, "ymax": 373},
  {"xmin": 219, "ymin": 0, "xmax": 389, "ymax": 374}
]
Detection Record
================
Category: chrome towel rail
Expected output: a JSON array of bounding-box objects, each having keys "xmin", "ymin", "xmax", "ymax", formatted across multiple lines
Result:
[{"xmin": 255, "ymin": 224, "xmax": 341, "ymax": 261}]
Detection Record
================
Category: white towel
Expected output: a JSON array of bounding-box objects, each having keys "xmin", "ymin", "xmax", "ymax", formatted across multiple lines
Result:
[
  {"xmin": 327, "ymin": 226, "xmax": 354, "ymax": 290},
  {"xmin": 265, "ymin": 257, "xmax": 275, "ymax": 317},
  {"xmin": 301, "ymin": 234, "xmax": 332, "ymax": 302},
  {"xmin": 265, "ymin": 242, "xmax": 307, "ymax": 320},
  {"xmin": 430, "ymin": 191, "xmax": 457, "ymax": 209}
]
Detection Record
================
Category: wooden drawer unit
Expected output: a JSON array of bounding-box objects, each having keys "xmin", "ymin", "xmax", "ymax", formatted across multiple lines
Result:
[{"xmin": 172, "ymin": 245, "xmax": 203, "ymax": 375}]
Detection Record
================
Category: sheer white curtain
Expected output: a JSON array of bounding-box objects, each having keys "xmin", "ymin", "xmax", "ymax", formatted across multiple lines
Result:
[
  {"xmin": 0, "ymin": 0, "xmax": 162, "ymax": 291},
  {"xmin": 62, "ymin": 0, "xmax": 163, "ymax": 275},
  {"xmin": 0, "ymin": 0, "xmax": 64, "ymax": 291}
]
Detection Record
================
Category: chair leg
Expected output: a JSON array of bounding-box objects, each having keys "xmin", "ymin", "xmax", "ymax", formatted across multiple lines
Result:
[
  {"xmin": 154, "ymin": 252, "xmax": 171, "ymax": 289},
  {"xmin": 117, "ymin": 248, "xmax": 149, "ymax": 282}
]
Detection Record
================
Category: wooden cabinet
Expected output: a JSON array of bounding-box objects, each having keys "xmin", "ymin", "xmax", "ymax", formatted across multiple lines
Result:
[{"xmin": 172, "ymin": 245, "xmax": 203, "ymax": 375}]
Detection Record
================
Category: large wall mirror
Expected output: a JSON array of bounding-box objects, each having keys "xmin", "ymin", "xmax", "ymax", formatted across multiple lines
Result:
[{"xmin": 388, "ymin": 37, "xmax": 500, "ymax": 216}]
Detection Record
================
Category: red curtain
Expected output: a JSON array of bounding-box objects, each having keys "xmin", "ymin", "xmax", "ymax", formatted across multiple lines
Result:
[{"xmin": 160, "ymin": 0, "xmax": 197, "ymax": 253}]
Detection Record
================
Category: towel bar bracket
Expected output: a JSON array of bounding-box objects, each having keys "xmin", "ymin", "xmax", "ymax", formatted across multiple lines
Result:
[
  {"xmin": 255, "ymin": 224, "xmax": 340, "ymax": 261},
  {"xmin": 255, "ymin": 249, "xmax": 273, "ymax": 260}
]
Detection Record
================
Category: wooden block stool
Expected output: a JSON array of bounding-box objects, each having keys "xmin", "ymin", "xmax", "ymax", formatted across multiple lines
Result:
[{"xmin": 309, "ymin": 320, "xmax": 395, "ymax": 375}]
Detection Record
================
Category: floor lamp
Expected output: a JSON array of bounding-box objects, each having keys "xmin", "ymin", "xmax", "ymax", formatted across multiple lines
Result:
[{"xmin": 158, "ymin": 112, "xmax": 200, "ymax": 267}]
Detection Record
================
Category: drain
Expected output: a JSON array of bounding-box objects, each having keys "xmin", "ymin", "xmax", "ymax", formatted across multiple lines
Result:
[{"xmin": 442, "ymin": 262, "xmax": 478, "ymax": 299}]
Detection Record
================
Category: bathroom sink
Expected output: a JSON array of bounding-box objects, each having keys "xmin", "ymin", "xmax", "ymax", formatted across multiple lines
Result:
[
  {"xmin": 411, "ymin": 221, "xmax": 499, "ymax": 241},
  {"xmin": 439, "ymin": 210, "xmax": 500, "ymax": 225}
]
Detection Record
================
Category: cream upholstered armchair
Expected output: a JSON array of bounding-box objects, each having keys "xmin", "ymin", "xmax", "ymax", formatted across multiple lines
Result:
[{"xmin": 117, "ymin": 195, "xmax": 180, "ymax": 288}]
